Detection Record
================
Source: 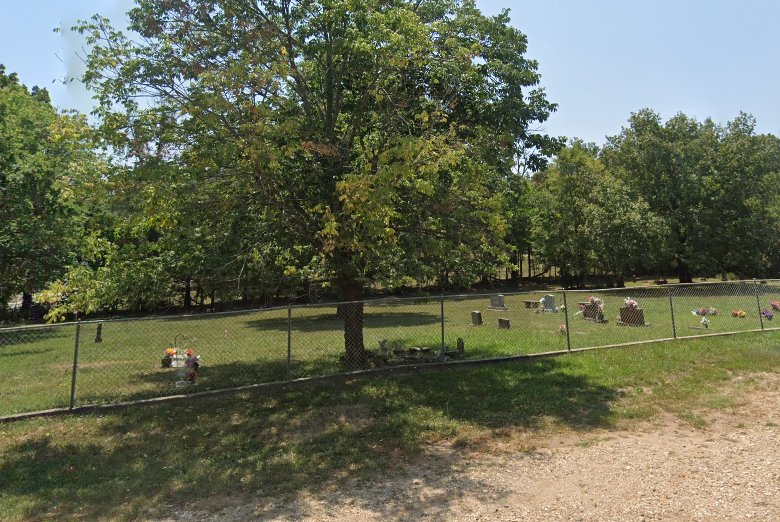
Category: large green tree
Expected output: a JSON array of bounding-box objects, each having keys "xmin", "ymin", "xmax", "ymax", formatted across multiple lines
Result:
[
  {"xmin": 0, "ymin": 66, "xmax": 96, "ymax": 317},
  {"xmin": 75, "ymin": 0, "xmax": 558, "ymax": 365},
  {"xmin": 531, "ymin": 142, "xmax": 664, "ymax": 287},
  {"xmin": 603, "ymin": 110, "xmax": 780, "ymax": 281}
]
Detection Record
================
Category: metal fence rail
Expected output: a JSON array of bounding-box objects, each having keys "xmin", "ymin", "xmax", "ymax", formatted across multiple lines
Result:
[{"xmin": 2, "ymin": 280, "xmax": 780, "ymax": 417}]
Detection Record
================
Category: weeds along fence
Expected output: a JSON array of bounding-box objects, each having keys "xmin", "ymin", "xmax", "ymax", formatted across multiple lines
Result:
[{"xmin": 2, "ymin": 280, "xmax": 780, "ymax": 417}]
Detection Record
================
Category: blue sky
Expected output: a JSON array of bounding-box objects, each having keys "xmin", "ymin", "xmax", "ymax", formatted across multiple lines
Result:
[{"xmin": 1, "ymin": 0, "xmax": 778, "ymax": 144}]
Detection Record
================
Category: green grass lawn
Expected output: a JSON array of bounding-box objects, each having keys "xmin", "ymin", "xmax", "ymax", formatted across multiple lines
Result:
[
  {"xmin": 0, "ymin": 331, "xmax": 778, "ymax": 520},
  {"xmin": 1, "ymin": 284, "xmax": 779, "ymax": 416}
]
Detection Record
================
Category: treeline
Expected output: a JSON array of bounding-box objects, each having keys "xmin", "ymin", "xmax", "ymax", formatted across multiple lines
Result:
[
  {"xmin": 3, "ymin": 65, "xmax": 780, "ymax": 324},
  {"xmin": 527, "ymin": 110, "xmax": 780, "ymax": 287},
  {"xmin": 2, "ymin": 0, "xmax": 780, "ymax": 328}
]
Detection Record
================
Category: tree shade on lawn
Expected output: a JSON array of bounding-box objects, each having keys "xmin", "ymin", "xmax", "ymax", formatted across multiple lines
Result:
[
  {"xmin": 72, "ymin": 0, "xmax": 561, "ymax": 366},
  {"xmin": 2, "ymin": 283, "xmax": 779, "ymax": 416}
]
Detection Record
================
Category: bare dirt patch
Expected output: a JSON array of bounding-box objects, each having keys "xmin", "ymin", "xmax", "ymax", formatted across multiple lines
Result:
[{"xmin": 171, "ymin": 374, "xmax": 780, "ymax": 521}]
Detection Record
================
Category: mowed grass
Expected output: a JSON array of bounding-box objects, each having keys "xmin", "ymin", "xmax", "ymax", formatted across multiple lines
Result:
[
  {"xmin": 0, "ymin": 331, "xmax": 779, "ymax": 520},
  {"xmin": 1, "ymin": 284, "xmax": 779, "ymax": 416}
]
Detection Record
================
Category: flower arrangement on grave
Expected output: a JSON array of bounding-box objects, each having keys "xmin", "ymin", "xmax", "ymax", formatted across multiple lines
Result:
[
  {"xmin": 559, "ymin": 324, "xmax": 567, "ymax": 335},
  {"xmin": 761, "ymin": 309, "xmax": 774, "ymax": 321},
  {"xmin": 692, "ymin": 307, "xmax": 719, "ymax": 316},
  {"xmin": 577, "ymin": 296, "xmax": 605, "ymax": 323},
  {"xmin": 184, "ymin": 348, "xmax": 200, "ymax": 382},
  {"xmin": 161, "ymin": 347, "xmax": 176, "ymax": 368},
  {"xmin": 579, "ymin": 296, "xmax": 604, "ymax": 313},
  {"xmin": 623, "ymin": 298, "xmax": 639, "ymax": 309},
  {"xmin": 701, "ymin": 317, "xmax": 710, "ymax": 329},
  {"xmin": 731, "ymin": 310, "xmax": 747, "ymax": 318},
  {"xmin": 771, "ymin": 301, "xmax": 780, "ymax": 312}
]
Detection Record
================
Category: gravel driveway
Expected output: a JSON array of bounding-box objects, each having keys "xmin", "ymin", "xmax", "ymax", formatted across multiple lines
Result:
[{"xmin": 177, "ymin": 375, "xmax": 780, "ymax": 521}]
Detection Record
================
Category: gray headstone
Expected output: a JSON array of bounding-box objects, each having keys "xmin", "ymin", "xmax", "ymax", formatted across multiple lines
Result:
[
  {"xmin": 95, "ymin": 322, "xmax": 103, "ymax": 343},
  {"xmin": 498, "ymin": 317, "xmax": 511, "ymax": 329},
  {"xmin": 489, "ymin": 294, "xmax": 508, "ymax": 310},
  {"xmin": 541, "ymin": 294, "xmax": 557, "ymax": 312},
  {"xmin": 456, "ymin": 337, "xmax": 465, "ymax": 353},
  {"xmin": 471, "ymin": 310, "xmax": 483, "ymax": 326}
]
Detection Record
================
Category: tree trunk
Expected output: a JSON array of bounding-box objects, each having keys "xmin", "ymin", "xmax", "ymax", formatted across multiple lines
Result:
[
  {"xmin": 21, "ymin": 291, "xmax": 44, "ymax": 322},
  {"xmin": 438, "ymin": 271, "xmax": 449, "ymax": 289},
  {"xmin": 20, "ymin": 292, "xmax": 32, "ymax": 316},
  {"xmin": 339, "ymin": 276, "xmax": 366, "ymax": 368},
  {"xmin": 183, "ymin": 279, "xmax": 192, "ymax": 310},
  {"xmin": 196, "ymin": 283, "xmax": 205, "ymax": 309},
  {"xmin": 678, "ymin": 262, "xmax": 693, "ymax": 283}
]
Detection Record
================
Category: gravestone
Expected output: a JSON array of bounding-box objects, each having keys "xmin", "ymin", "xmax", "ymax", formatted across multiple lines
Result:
[
  {"xmin": 471, "ymin": 311, "xmax": 483, "ymax": 326},
  {"xmin": 498, "ymin": 318, "xmax": 511, "ymax": 329},
  {"xmin": 95, "ymin": 322, "xmax": 103, "ymax": 343},
  {"xmin": 541, "ymin": 294, "xmax": 557, "ymax": 312},
  {"xmin": 456, "ymin": 337, "xmax": 465, "ymax": 353},
  {"xmin": 618, "ymin": 306, "xmax": 647, "ymax": 326},
  {"xmin": 583, "ymin": 303, "xmax": 601, "ymax": 321},
  {"xmin": 488, "ymin": 294, "xmax": 508, "ymax": 311}
]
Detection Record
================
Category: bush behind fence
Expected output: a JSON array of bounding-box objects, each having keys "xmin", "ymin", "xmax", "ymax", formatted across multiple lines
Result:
[{"xmin": 2, "ymin": 280, "xmax": 780, "ymax": 417}]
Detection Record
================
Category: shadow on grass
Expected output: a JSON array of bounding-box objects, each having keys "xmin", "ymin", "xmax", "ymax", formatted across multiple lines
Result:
[
  {"xmin": 0, "ymin": 347, "xmax": 56, "ymax": 358},
  {"xmin": 247, "ymin": 311, "xmax": 440, "ymax": 333},
  {"xmin": 73, "ymin": 341, "xmax": 568, "ymax": 411},
  {"xmin": 0, "ymin": 357, "xmax": 617, "ymax": 520},
  {"xmin": 0, "ymin": 326, "xmax": 73, "ymax": 348},
  {"xmin": 74, "ymin": 358, "xmax": 343, "ymax": 407}
]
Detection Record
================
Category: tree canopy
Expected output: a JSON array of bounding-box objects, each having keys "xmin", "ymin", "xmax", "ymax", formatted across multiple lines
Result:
[
  {"xmin": 0, "ymin": 65, "xmax": 97, "ymax": 317},
  {"xmin": 603, "ymin": 110, "xmax": 780, "ymax": 282},
  {"xmin": 72, "ymin": 0, "xmax": 560, "ymax": 363},
  {"xmin": 5, "ymin": 3, "xmax": 780, "ymax": 345}
]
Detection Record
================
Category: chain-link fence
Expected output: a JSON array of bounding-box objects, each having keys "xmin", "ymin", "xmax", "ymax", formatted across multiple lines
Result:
[{"xmin": 2, "ymin": 280, "xmax": 779, "ymax": 417}]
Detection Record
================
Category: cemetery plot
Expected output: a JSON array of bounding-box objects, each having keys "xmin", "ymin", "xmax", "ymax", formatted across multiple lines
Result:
[
  {"xmin": 566, "ymin": 288, "xmax": 673, "ymax": 349},
  {"xmin": 72, "ymin": 311, "xmax": 290, "ymax": 407},
  {"xmin": 2, "ymin": 283, "xmax": 780, "ymax": 416},
  {"xmin": 443, "ymin": 292, "xmax": 568, "ymax": 359},
  {"xmin": 672, "ymin": 283, "xmax": 763, "ymax": 337}
]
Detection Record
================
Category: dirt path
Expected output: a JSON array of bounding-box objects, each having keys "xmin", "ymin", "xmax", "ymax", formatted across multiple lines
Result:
[{"xmin": 176, "ymin": 376, "xmax": 780, "ymax": 521}]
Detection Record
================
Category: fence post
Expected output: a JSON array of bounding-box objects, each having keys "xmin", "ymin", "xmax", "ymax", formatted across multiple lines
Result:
[
  {"xmin": 287, "ymin": 304, "xmax": 292, "ymax": 380},
  {"xmin": 668, "ymin": 286, "xmax": 677, "ymax": 339},
  {"xmin": 562, "ymin": 291, "xmax": 572, "ymax": 352},
  {"xmin": 754, "ymin": 281, "xmax": 765, "ymax": 331},
  {"xmin": 440, "ymin": 293, "xmax": 446, "ymax": 353},
  {"xmin": 69, "ymin": 314, "xmax": 81, "ymax": 409}
]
